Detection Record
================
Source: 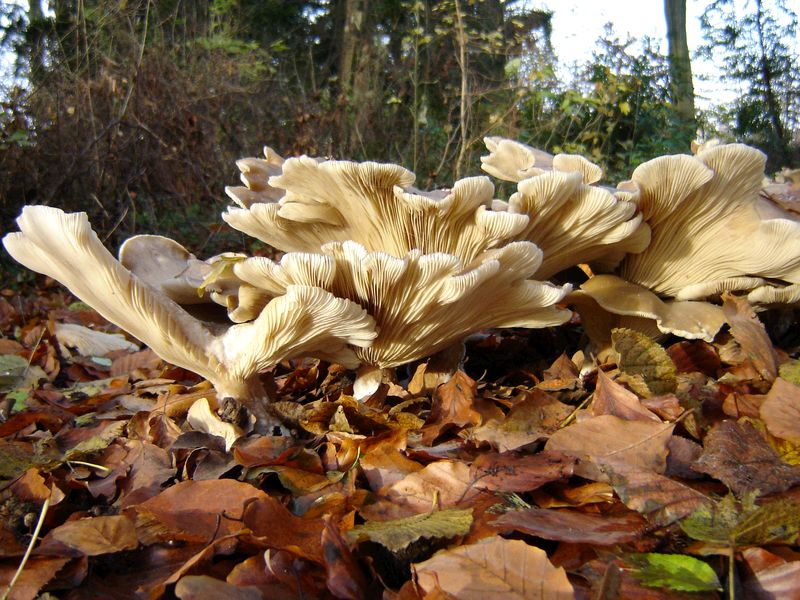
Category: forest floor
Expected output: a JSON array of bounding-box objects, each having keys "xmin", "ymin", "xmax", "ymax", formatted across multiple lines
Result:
[{"xmin": 1, "ymin": 284, "xmax": 800, "ymax": 599}]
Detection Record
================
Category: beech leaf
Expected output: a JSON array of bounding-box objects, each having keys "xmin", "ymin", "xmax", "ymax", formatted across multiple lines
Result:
[
  {"xmin": 347, "ymin": 508, "xmax": 473, "ymax": 552},
  {"xmin": 413, "ymin": 537, "xmax": 575, "ymax": 599},
  {"xmin": 722, "ymin": 293, "xmax": 778, "ymax": 381},
  {"xmin": 759, "ymin": 378, "xmax": 800, "ymax": 444},
  {"xmin": 627, "ymin": 553, "xmax": 722, "ymax": 593},
  {"xmin": 611, "ymin": 328, "xmax": 677, "ymax": 396},
  {"xmin": 48, "ymin": 515, "xmax": 138, "ymax": 555}
]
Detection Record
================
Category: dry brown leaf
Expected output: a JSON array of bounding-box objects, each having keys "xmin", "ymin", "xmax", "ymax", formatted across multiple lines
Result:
[
  {"xmin": 0, "ymin": 556, "xmax": 71, "ymax": 600},
  {"xmin": 47, "ymin": 515, "xmax": 138, "ymax": 555},
  {"xmin": 471, "ymin": 389, "xmax": 573, "ymax": 452},
  {"xmin": 359, "ymin": 440, "xmax": 424, "ymax": 491},
  {"xmin": 760, "ymin": 378, "xmax": 800, "ymax": 444},
  {"xmin": 360, "ymin": 460, "xmax": 476, "ymax": 520},
  {"xmin": 133, "ymin": 479, "xmax": 266, "ymax": 543},
  {"xmin": 592, "ymin": 370, "xmax": 661, "ymax": 422},
  {"xmin": 491, "ymin": 507, "xmax": 646, "ymax": 545},
  {"xmin": 242, "ymin": 494, "xmax": 326, "ymax": 563},
  {"xmin": 740, "ymin": 547, "xmax": 800, "ymax": 599},
  {"xmin": 722, "ymin": 293, "xmax": 779, "ymax": 381},
  {"xmin": 693, "ymin": 420, "xmax": 800, "ymax": 496},
  {"xmin": 608, "ymin": 466, "xmax": 713, "ymax": 526},
  {"xmin": 413, "ymin": 536, "xmax": 574, "ymax": 599},
  {"xmin": 421, "ymin": 371, "xmax": 482, "ymax": 444},
  {"xmin": 469, "ymin": 451, "xmax": 575, "ymax": 492},
  {"xmin": 174, "ymin": 575, "xmax": 262, "ymax": 599},
  {"xmin": 545, "ymin": 415, "xmax": 674, "ymax": 482},
  {"xmin": 667, "ymin": 340, "xmax": 722, "ymax": 376},
  {"xmin": 322, "ymin": 518, "xmax": 370, "ymax": 599}
]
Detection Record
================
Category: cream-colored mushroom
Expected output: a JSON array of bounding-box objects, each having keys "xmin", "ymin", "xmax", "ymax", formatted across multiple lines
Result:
[
  {"xmin": 3, "ymin": 206, "xmax": 377, "ymax": 426},
  {"xmin": 480, "ymin": 137, "xmax": 650, "ymax": 279},
  {"xmin": 234, "ymin": 240, "xmax": 572, "ymax": 396},
  {"xmin": 225, "ymin": 145, "xmax": 287, "ymax": 208},
  {"xmin": 569, "ymin": 275, "xmax": 726, "ymax": 344},
  {"xmin": 618, "ymin": 143, "xmax": 800, "ymax": 300},
  {"xmin": 223, "ymin": 155, "xmax": 530, "ymax": 264},
  {"xmin": 119, "ymin": 235, "xmax": 270, "ymax": 323}
]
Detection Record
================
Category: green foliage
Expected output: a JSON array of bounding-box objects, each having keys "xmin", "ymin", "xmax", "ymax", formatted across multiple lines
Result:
[
  {"xmin": 627, "ymin": 553, "xmax": 722, "ymax": 593},
  {"xmin": 700, "ymin": 0, "xmax": 800, "ymax": 168}
]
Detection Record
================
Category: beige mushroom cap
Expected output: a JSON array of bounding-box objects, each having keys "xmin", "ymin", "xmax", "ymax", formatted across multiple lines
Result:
[
  {"xmin": 223, "ymin": 155, "xmax": 531, "ymax": 264},
  {"xmin": 480, "ymin": 136, "xmax": 554, "ymax": 182},
  {"xmin": 225, "ymin": 145, "xmax": 287, "ymax": 208},
  {"xmin": 3, "ymin": 206, "xmax": 377, "ymax": 411},
  {"xmin": 235, "ymin": 240, "xmax": 572, "ymax": 370},
  {"xmin": 619, "ymin": 143, "xmax": 800, "ymax": 300},
  {"xmin": 571, "ymin": 275, "xmax": 726, "ymax": 344}
]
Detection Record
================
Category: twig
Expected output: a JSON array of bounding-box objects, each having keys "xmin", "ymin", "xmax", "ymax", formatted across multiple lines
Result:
[{"xmin": 1, "ymin": 495, "xmax": 51, "ymax": 600}]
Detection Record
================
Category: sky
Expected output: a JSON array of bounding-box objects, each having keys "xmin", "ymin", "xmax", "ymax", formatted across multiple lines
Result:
[{"xmin": 532, "ymin": 0, "xmax": 742, "ymax": 108}]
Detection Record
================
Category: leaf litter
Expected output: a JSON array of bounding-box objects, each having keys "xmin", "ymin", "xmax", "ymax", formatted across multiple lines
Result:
[{"xmin": 0, "ymin": 289, "xmax": 799, "ymax": 598}]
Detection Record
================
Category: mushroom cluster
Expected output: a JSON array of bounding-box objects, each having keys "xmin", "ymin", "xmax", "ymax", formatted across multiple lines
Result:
[{"xmin": 4, "ymin": 138, "xmax": 797, "ymax": 429}]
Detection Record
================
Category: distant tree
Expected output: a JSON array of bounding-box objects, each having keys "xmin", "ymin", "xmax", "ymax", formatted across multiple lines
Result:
[
  {"xmin": 700, "ymin": 0, "xmax": 799, "ymax": 168},
  {"xmin": 664, "ymin": 0, "xmax": 695, "ymax": 144}
]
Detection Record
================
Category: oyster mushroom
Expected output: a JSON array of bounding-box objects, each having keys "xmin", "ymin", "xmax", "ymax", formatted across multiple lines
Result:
[
  {"xmin": 234, "ymin": 240, "xmax": 572, "ymax": 397},
  {"xmin": 3, "ymin": 206, "xmax": 377, "ymax": 427}
]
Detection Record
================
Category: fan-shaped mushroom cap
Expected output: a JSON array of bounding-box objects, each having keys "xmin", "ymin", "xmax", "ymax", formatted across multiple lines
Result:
[
  {"xmin": 505, "ymin": 171, "xmax": 650, "ymax": 279},
  {"xmin": 618, "ymin": 143, "xmax": 800, "ymax": 300},
  {"xmin": 225, "ymin": 146, "xmax": 287, "ymax": 208},
  {"xmin": 119, "ymin": 235, "xmax": 269, "ymax": 323},
  {"xmin": 570, "ymin": 275, "xmax": 726, "ymax": 344},
  {"xmin": 223, "ymin": 155, "xmax": 530, "ymax": 264},
  {"xmin": 3, "ymin": 207, "xmax": 377, "ymax": 418},
  {"xmin": 480, "ymin": 136, "xmax": 554, "ymax": 182},
  {"xmin": 480, "ymin": 137, "xmax": 603, "ymax": 184},
  {"xmin": 235, "ymin": 240, "xmax": 572, "ymax": 371}
]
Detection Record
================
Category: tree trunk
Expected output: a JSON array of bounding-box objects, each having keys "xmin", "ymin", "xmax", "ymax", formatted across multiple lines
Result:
[
  {"xmin": 754, "ymin": 0, "xmax": 788, "ymax": 163},
  {"xmin": 664, "ymin": 0, "xmax": 695, "ymax": 141}
]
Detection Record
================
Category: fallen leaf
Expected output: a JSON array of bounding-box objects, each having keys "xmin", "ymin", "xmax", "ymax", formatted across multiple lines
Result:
[
  {"xmin": 421, "ymin": 371, "xmax": 482, "ymax": 444},
  {"xmin": 174, "ymin": 575, "xmax": 262, "ymax": 599},
  {"xmin": 133, "ymin": 479, "xmax": 265, "ymax": 543},
  {"xmin": 348, "ymin": 508, "xmax": 473, "ymax": 552},
  {"xmin": 592, "ymin": 370, "xmax": 661, "ymax": 422},
  {"xmin": 54, "ymin": 322, "xmax": 139, "ymax": 356},
  {"xmin": 322, "ymin": 518, "xmax": 370, "ymax": 600},
  {"xmin": 740, "ymin": 547, "xmax": 800, "ymax": 599},
  {"xmin": 692, "ymin": 420, "xmax": 800, "ymax": 496},
  {"xmin": 412, "ymin": 536, "xmax": 574, "ymax": 599},
  {"xmin": 545, "ymin": 415, "xmax": 674, "ymax": 482},
  {"xmin": 242, "ymin": 494, "xmax": 326, "ymax": 563},
  {"xmin": 469, "ymin": 451, "xmax": 575, "ymax": 492},
  {"xmin": 491, "ymin": 507, "xmax": 646, "ymax": 545},
  {"xmin": 609, "ymin": 467, "xmax": 713, "ymax": 526},
  {"xmin": 47, "ymin": 515, "xmax": 138, "ymax": 555},
  {"xmin": 612, "ymin": 328, "xmax": 677, "ymax": 396},
  {"xmin": 471, "ymin": 389, "xmax": 572, "ymax": 452},
  {"xmin": 760, "ymin": 378, "xmax": 800, "ymax": 443},
  {"xmin": 667, "ymin": 340, "xmax": 721, "ymax": 376},
  {"xmin": 722, "ymin": 293, "xmax": 778, "ymax": 382},
  {"xmin": 0, "ymin": 556, "xmax": 71, "ymax": 600},
  {"xmin": 626, "ymin": 553, "xmax": 721, "ymax": 593},
  {"xmin": 360, "ymin": 460, "xmax": 477, "ymax": 520}
]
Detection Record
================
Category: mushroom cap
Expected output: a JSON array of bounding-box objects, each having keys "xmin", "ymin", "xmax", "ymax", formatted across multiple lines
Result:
[
  {"xmin": 223, "ymin": 155, "xmax": 531, "ymax": 264},
  {"xmin": 619, "ymin": 143, "xmax": 800, "ymax": 299},
  {"xmin": 3, "ymin": 206, "xmax": 378, "ymax": 405},
  {"xmin": 572, "ymin": 275, "xmax": 726, "ymax": 343},
  {"xmin": 225, "ymin": 145, "xmax": 287, "ymax": 208},
  {"xmin": 506, "ymin": 170, "xmax": 651, "ymax": 279},
  {"xmin": 234, "ymin": 240, "xmax": 571, "ymax": 369},
  {"xmin": 480, "ymin": 136, "xmax": 554, "ymax": 182}
]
